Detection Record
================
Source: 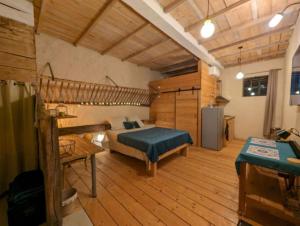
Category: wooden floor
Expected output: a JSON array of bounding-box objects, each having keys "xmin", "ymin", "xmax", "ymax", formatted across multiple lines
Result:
[{"xmin": 65, "ymin": 140, "xmax": 245, "ymax": 226}]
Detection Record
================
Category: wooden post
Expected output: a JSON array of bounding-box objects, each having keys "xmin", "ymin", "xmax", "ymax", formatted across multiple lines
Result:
[
  {"xmin": 149, "ymin": 162, "xmax": 157, "ymax": 177},
  {"xmin": 181, "ymin": 145, "xmax": 189, "ymax": 157},
  {"xmin": 91, "ymin": 154, "xmax": 97, "ymax": 198},
  {"xmin": 238, "ymin": 162, "xmax": 247, "ymax": 216},
  {"xmin": 38, "ymin": 114, "xmax": 62, "ymax": 226}
]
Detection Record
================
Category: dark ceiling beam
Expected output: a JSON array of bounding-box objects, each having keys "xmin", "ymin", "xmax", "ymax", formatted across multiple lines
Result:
[{"xmin": 152, "ymin": 58, "xmax": 197, "ymax": 72}]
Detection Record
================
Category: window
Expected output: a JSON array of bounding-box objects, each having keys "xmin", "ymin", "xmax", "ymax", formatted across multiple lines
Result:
[{"xmin": 243, "ymin": 76, "xmax": 268, "ymax": 97}]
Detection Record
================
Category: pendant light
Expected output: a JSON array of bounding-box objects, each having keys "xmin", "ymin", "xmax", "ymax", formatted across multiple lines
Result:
[
  {"xmin": 236, "ymin": 46, "xmax": 244, "ymax": 80},
  {"xmin": 200, "ymin": 0, "xmax": 215, "ymax": 38},
  {"xmin": 269, "ymin": 2, "xmax": 300, "ymax": 28}
]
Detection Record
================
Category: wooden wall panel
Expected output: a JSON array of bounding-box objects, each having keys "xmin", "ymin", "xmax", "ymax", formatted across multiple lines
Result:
[
  {"xmin": 200, "ymin": 61, "xmax": 217, "ymax": 107},
  {"xmin": 0, "ymin": 16, "xmax": 36, "ymax": 82},
  {"xmin": 176, "ymin": 90, "xmax": 199, "ymax": 146},
  {"xmin": 150, "ymin": 92, "xmax": 175, "ymax": 128},
  {"xmin": 149, "ymin": 70, "xmax": 201, "ymax": 92}
]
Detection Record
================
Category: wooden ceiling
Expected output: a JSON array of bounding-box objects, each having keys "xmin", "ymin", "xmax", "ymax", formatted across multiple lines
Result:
[
  {"xmin": 157, "ymin": 0, "xmax": 300, "ymax": 67},
  {"xmin": 34, "ymin": 0, "xmax": 197, "ymax": 74}
]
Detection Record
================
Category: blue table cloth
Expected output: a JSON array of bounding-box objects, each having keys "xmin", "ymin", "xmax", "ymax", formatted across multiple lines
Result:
[
  {"xmin": 235, "ymin": 137, "xmax": 300, "ymax": 176},
  {"xmin": 118, "ymin": 127, "xmax": 193, "ymax": 163}
]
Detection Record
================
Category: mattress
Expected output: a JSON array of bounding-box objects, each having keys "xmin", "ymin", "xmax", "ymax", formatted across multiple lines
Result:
[
  {"xmin": 116, "ymin": 126, "xmax": 193, "ymax": 162},
  {"xmin": 106, "ymin": 125, "xmax": 155, "ymax": 161}
]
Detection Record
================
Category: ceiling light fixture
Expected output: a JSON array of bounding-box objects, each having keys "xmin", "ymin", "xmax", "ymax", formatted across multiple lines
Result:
[
  {"xmin": 236, "ymin": 46, "xmax": 244, "ymax": 80},
  {"xmin": 200, "ymin": 0, "xmax": 215, "ymax": 38},
  {"xmin": 269, "ymin": 2, "xmax": 300, "ymax": 28}
]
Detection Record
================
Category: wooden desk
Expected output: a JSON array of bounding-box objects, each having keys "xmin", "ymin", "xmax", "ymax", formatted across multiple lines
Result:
[
  {"xmin": 237, "ymin": 139, "xmax": 300, "ymax": 225},
  {"xmin": 59, "ymin": 135, "xmax": 104, "ymax": 197}
]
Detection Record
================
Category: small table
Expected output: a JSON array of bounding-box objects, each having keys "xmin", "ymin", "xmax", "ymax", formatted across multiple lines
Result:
[
  {"xmin": 60, "ymin": 135, "xmax": 104, "ymax": 197},
  {"xmin": 236, "ymin": 138, "xmax": 300, "ymax": 225}
]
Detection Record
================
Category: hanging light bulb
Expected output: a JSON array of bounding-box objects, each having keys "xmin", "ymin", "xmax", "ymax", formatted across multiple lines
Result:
[
  {"xmin": 200, "ymin": 0, "xmax": 215, "ymax": 39},
  {"xmin": 268, "ymin": 13, "xmax": 283, "ymax": 28},
  {"xmin": 236, "ymin": 46, "xmax": 244, "ymax": 80},
  {"xmin": 201, "ymin": 19, "xmax": 215, "ymax": 38}
]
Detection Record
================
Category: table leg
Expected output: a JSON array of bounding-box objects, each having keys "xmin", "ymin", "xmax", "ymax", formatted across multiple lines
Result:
[
  {"xmin": 238, "ymin": 162, "xmax": 246, "ymax": 216},
  {"xmin": 91, "ymin": 154, "xmax": 97, "ymax": 198}
]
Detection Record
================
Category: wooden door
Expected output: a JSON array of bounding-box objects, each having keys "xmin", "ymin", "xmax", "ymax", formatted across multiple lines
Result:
[
  {"xmin": 150, "ymin": 92, "xmax": 175, "ymax": 128},
  {"xmin": 176, "ymin": 90, "xmax": 198, "ymax": 146}
]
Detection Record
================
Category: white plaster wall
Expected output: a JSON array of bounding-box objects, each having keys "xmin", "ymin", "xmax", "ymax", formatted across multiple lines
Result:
[
  {"xmin": 220, "ymin": 58, "xmax": 285, "ymax": 140},
  {"xmin": 35, "ymin": 33, "xmax": 162, "ymax": 127}
]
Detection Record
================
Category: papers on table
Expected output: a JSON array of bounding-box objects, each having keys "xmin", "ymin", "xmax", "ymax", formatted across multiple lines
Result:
[
  {"xmin": 250, "ymin": 137, "xmax": 276, "ymax": 148},
  {"xmin": 246, "ymin": 145, "xmax": 279, "ymax": 160}
]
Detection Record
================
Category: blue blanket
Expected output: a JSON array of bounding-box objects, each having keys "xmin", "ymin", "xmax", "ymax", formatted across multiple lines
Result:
[{"xmin": 118, "ymin": 127, "xmax": 193, "ymax": 162}]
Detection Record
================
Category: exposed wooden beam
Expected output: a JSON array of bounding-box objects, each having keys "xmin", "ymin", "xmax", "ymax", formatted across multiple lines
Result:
[
  {"xmin": 209, "ymin": 25, "xmax": 293, "ymax": 53},
  {"xmin": 101, "ymin": 23, "xmax": 148, "ymax": 55},
  {"xmin": 164, "ymin": 0, "xmax": 186, "ymax": 13},
  {"xmin": 152, "ymin": 58, "xmax": 197, "ymax": 72},
  {"xmin": 185, "ymin": 0, "xmax": 250, "ymax": 32},
  {"xmin": 122, "ymin": 38, "xmax": 170, "ymax": 61},
  {"xmin": 223, "ymin": 52, "xmax": 285, "ymax": 67},
  {"xmin": 74, "ymin": 0, "xmax": 117, "ymax": 46},
  {"xmin": 250, "ymin": 0, "xmax": 258, "ymax": 20},
  {"xmin": 36, "ymin": 0, "xmax": 46, "ymax": 33},
  {"xmin": 187, "ymin": 0, "xmax": 204, "ymax": 19},
  {"xmin": 138, "ymin": 47, "xmax": 183, "ymax": 66},
  {"xmin": 216, "ymin": 40, "xmax": 289, "ymax": 59}
]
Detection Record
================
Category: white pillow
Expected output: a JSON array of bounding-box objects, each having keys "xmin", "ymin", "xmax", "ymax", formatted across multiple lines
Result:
[
  {"xmin": 128, "ymin": 115, "xmax": 144, "ymax": 127},
  {"xmin": 108, "ymin": 116, "xmax": 126, "ymax": 130}
]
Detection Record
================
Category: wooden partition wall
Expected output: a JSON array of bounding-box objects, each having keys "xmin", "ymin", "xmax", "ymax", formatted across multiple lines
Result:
[{"xmin": 149, "ymin": 61, "xmax": 217, "ymax": 146}]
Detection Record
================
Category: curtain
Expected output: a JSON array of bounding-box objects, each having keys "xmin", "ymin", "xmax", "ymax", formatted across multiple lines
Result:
[
  {"xmin": 0, "ymin": 81, "xmax": 37, "ymax": 195},
  {"xmin": 263, "ymin": 69, "xmax": 278, "ymax": 138}
]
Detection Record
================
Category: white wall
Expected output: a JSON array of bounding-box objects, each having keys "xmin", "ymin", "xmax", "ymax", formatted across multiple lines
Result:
[
  {"xmin": 35, "ymin": 33, "xmax": 162, "ymax": 127},
  {"xmin": 220, "ymin": 58, "xmax": 285, "ymax": 140}
]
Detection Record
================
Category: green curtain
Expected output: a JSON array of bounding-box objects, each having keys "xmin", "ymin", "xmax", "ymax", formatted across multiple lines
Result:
[{"xmin": 0, "ymin": 81, "xmax": 37, "ymax": 195}]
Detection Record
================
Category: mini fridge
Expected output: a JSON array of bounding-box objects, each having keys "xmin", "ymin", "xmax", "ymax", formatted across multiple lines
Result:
[{"xmin": 202, "ymin": 107, "xmax": 224, "ymax": 151}]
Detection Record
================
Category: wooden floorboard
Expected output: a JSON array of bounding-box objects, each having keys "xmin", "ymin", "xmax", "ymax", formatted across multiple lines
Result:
[{"xmin": 66, "ymin": 141, "xmax": 244, "ymax": 226}]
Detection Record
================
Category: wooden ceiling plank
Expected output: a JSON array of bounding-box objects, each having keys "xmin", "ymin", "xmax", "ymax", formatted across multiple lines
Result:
[
  {"xmin": 209, "ymin": 25, "xmax": 293, "ymax": 53},
  {"xmin": 36, "ymin": 0, "xmax": 46, "ymax": 34},
  {"xmin": 250, "ymin": 0, "xmax": 258, "ymax": 20},
  {"xmin": 217, "ymin": 40, "xmax": 289, "ymax": 59},
  {"xmin": 224, "ymin": 52, "xmax": 285, "ymax": 67},
  {"xmin": 138, "ymin": 47, "xmax": 183, "ymax": 66},
  {"xmin": 101, "ymin": 22, "xmax": 148, "ymax": 55},
  {"xmin": 74, "ymin": 0, "xmax": 118, "ymax": 46},
  {"xmin": 164, "ymin": 0, "xmax": 187, "ymax": 13},
  {"xmin": 122, "ymin": 38, "xmax": 170, "ymax": 61},
  {"xmin": 185, "ymin": 0, "xmax": 250, "ymax": 32},
  {"xmin": 187, "ymin": 0, "xmax": 204, "ymax": 19}
]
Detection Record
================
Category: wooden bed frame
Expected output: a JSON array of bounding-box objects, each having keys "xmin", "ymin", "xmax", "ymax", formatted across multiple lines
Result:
[{"xmin": 111, "ymin": 143, "xmax": 189, "ymax": 176}]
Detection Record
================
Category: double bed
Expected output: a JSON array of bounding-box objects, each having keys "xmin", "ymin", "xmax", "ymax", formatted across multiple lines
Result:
[{"xmin": 107, "ymin": 124, "xmax": 192, "ymax": 176}]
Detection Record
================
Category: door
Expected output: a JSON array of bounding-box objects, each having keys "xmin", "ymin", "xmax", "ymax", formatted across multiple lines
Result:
[
  {"xmin": 150, "ymin": 92, "xmax": 175, "ymax": 128},
  {"xmin": 176, "ymin": 90, "xmax": 198, "ymax": 146}
]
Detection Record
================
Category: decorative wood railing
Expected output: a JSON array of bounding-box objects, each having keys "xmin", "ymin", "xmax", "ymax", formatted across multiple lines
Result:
[{"xmin": 38, "ymin": 75, "xmax": 155, "ymax": 107}]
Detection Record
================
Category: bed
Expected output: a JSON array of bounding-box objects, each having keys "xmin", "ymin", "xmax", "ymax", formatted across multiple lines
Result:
[{"xmin": 106, "ymin": 124, "xmax": 193, "ymax": 176}]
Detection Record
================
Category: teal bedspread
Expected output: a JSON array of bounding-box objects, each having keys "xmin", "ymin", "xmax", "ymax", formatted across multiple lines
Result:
[
  {"xmin": 235, "ymin": 137, "xmax": 300, "ymax": 175},
  {"xmin": 118, "ymin": 127, "xmax": 193, "ymax": 162}
]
